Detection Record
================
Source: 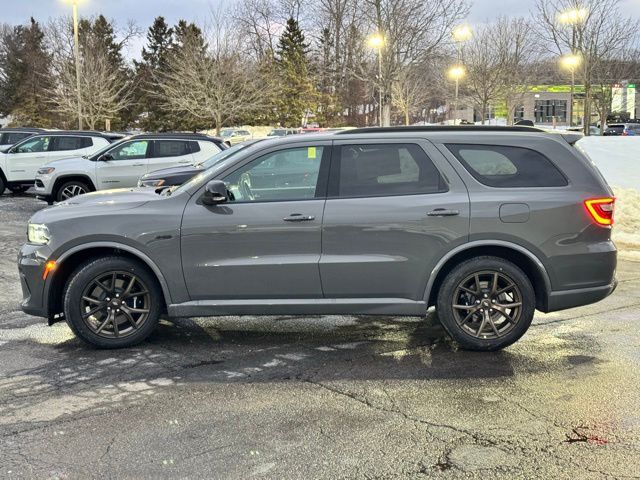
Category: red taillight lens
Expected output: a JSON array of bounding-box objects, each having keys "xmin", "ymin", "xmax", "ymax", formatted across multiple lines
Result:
[{"xmin": 584, "ymin": 197, "xmax": 615, "ymax": 226}]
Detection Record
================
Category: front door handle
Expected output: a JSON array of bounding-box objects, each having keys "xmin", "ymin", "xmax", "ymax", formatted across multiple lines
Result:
[
  {"xmin": 427, "ymin": 208, "xmax": 460, "ymax": 217},
  {"xmin": 133, "ymin": 163, "xmax": 145, "ymax": 167},
  {"xmin": 283, "ymin": 214, "xmax": 316, "ymax": 222}
]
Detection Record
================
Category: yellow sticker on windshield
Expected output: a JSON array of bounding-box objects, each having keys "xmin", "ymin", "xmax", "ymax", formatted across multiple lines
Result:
[{"xmin": 308, "ymin": 147, "xmax": 317, "ymax": 159}]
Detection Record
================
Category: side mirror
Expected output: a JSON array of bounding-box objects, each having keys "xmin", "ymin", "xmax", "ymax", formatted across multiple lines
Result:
[
  {"xmin": 99, "ymin": 153, "xmax": 114, "ymax": 161},
  {"xmin": 203, "ymin": 180, "xmax": 228, "ymax": 205}
]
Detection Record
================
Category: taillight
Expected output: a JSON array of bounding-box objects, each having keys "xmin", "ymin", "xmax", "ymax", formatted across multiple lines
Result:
[{"xmin": 584, "ymin": 197, "xmax": 615, "ymax": 226}]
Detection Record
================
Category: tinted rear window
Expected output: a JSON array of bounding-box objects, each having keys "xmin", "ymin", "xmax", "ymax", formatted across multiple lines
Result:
[
  {"xmin": 0, "ymin": 132, "xmax": 32, "ymax": 144},
  {"xmin": 333, "ymin": 143, "xmax": 447, "ymax": 197},
  {"xmin": 446, "ymin": 144, "xmax": 568, "ymax": 188},
  {"xmin": 153, "ymin": 140, "xmax": 190, "ymax": 158},
  {"xmin": 52, "ymin": 136, "xmax": 93, "ymax": 151}
]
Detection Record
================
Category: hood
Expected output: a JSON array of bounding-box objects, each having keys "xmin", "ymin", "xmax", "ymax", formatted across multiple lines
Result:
[
  {"xmin": 143, "ymin": 164, "xmax": 202, "ymax": 179},
  {"xmin": 43, "ymin": 155, "xmax": 90, "ymax": 169},
  {"xmin": 57, "ymin": 187, "xmax": 162, "ymax": 207},
  {"xmin": 29, "ymin": 188, "xmax": 172, "ymax": 225}
]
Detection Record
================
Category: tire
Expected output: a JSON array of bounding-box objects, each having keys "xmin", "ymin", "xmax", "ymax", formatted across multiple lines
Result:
[
  {"xmin": 0, "ymin": 175, "xmax": 5, "ymax": 196},
  {"xmin": 436, "ymin": 256, "xmax": 535, "ymax": 351},
  {"xmin": 63, "ymin": 256, "xmax": 163, "ymax": 349},
  {"xmin": 55, "ymin": 180, "xmax": 90, "ymax": 202}
]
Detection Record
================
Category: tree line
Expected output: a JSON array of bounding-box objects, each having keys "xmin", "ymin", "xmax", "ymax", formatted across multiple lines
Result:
[{"xmin": 0, "ymin": 0, "xmax": 639, "ymax": 134}]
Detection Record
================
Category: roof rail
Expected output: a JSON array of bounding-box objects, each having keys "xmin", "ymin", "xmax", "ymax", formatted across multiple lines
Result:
[{"xmin": 335, "ymin": 125, "xmax": 547, "ymax": 134}]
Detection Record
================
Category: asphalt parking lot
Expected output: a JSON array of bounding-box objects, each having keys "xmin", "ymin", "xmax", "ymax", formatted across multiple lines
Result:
[{"xmin": 1, "ymin": 193, "xmax": 640, "ymax": 479}]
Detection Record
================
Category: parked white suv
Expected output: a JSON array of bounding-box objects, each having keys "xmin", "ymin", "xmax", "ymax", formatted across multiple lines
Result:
[
  {"xmin": 34, "ymin": 133, "xmax": 226, "ymax": 203},
  {"xmin": 0, "ymin": 131, "xmax": 119, "ymax": 195}
]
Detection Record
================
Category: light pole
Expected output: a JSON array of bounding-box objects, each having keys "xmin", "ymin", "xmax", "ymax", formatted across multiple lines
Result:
[
  {"xmin": 560, "ymin": 54, "xmax": 581, "ymax": 127},
  {"xmin": 451, "ymin": 25, "xmax": 471, "ymax": 125},
  {"xmin": 448, "ymin": 66, "xmax": 465, "ymax": 125},
  {"xmin": 368, "ymin": 33, "xmax": 385, "ymax": 127},
  {"xmin": 558, "ymin": 7, "xmax": 588, "ymax": 130},
  {"xmin": 67, "ymin": 0, "xmax": 83, "ymax": 130}
]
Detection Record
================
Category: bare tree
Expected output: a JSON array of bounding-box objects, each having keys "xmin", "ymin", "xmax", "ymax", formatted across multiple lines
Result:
[
  {"xmin": 156, "ymin": 9, "xmax": 272, "ymax": 135},
  {"xmin": 536, "ymin": 0, "xmax": 638, "ymax": 134},
  {"xmin": 47, "ymin": 17, "xmax": 134, "ymax": 129},
  {"xmin": 363, "ymin": 0, "xmax": 468, "ymax": 126},
  {"xmin": 592, "ymin": 44, "xmax": 640, "ymax": 133},
  {"xmin": 392, "ymin": 59, "xmax": 445, "ymax": 125}
]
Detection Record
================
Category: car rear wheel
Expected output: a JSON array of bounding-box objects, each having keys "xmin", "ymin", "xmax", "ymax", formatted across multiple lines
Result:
[
  {"xmin": 56, "ymin": 180, "xmax": 90, "ymax": 202},
  {"xmin": 0, "ymin": 176, "xmax": 5, "ymax": 195},
  {"xmin": 436, "ymin": 256, "xmax": 535, "ymax": 351},
  {"xmin": 63, "ymin": 256, "xmax": 163, "ymax": 349}
]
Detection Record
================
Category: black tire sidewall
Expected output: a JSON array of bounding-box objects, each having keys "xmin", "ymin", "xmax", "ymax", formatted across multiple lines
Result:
[
  {"xmin": 64, "ymin": 256, "xmax": 163, "ymax": 349},
  {"xmin": 0, "ymin": 175, "xmax": 5, "ymax": 195},
  {"xmin": 436, "ymin": 256, "xmax": 535, "ymax": 351},
  {"xmin": 56, "ymin": 180, "xmax": 90, "ymax": 202}
]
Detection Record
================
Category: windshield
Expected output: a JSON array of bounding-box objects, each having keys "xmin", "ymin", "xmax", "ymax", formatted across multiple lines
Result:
[
  {"xmin": 198, "ymin": 142, "xmax": 250, "ymax": 168},
  {"xmin": 267, "ymin": 130, "xmax": 285, "ymax": 136},
  {"xmin": 220, "ymin": 130, "xmax": 234, "ymax": 137},
  {"xmin": 83, "ymin": 136, "xmax": 132, "ymax": 159}
]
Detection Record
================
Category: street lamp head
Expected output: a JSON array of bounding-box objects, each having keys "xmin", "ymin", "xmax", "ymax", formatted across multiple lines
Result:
[
  {"xmin": 558, "ymin": 7, "xmax": 588, "ymax": 25},
  {"xmin": 452, "ymin": 24, "xmax": 472, "ymax": 43},
  {"xmin": 560, "ymin": 53, "xmax": 582, "ymax": 70},
  {"xmin": 448, "ymin": 65, "xmax": 466, "ymax": 81},
  {"xmin": 368, "ymin": 34, "xmax": 385, "ymax": 50}
]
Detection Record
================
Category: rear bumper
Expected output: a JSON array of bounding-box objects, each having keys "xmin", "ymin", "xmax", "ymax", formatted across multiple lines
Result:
[{"xmin": 543, "ymin": 279, "xmax": 617, "ymax": 313}]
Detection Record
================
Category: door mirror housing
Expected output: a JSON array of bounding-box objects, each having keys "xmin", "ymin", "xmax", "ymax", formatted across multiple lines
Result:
[
  {"xmin": 99, "ymin": 153, "xmax": 114, "ymax": 161},
  {"xmin": 203, "ymin": 180, "xmax": 229, "ymax": 205}
]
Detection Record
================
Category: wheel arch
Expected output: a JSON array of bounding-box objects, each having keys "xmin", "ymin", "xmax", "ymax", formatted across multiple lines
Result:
[
  {"xmin": 45, "ymin": 242, "xmax": 173, "ymax": 319},
  {"xmin": 52, "ymin": 174, "xmax": 96, "ymax": 198},
  {"xmin": 425, "ymin": 241, "xmax": 552, "ymax": 311}
]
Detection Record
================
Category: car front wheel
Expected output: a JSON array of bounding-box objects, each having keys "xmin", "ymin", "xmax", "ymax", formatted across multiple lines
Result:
[
  {"xmin": 436, "ymin": 256, "xmax": 535, "ymax": 351},
  {"xmin": 63, "ymin": 256, "xmax": 163, "ymax": 349},
  {"xmin": 56, "ymin": 180, "xmax": 90, "ymax": 202}
]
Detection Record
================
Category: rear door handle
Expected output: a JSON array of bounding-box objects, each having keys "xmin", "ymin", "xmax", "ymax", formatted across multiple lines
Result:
[
  {"xmin": 283, "ymin": 214, "xmax": 316, "ymax": 222},
  {"xmin": 427, "ymin": 209, "xmax": 460, "ymax": 217}
]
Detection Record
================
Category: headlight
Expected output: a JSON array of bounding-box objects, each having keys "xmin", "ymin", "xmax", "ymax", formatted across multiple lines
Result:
[
  {"xmin": 28, "ymin": 224, "xmax": 51, "ymax": 245},
  {"xmin": 141, "ymin": 179, "xmax": 165, "ymax": 187},
  {"xmin": 37, "ymin": 167, "xmax": 55, "ymax": 175}
]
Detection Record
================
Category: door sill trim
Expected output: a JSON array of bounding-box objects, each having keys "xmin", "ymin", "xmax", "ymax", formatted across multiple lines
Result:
[{"xmin": 168, "ymin": 298, "xmax": 427, "ymax": 317}]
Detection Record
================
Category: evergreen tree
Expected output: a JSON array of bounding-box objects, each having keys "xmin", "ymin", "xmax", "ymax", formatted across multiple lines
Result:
[
  {"xmin": 0, "ymin": 18, "xmax": 54, "ymax": 126},
  {"xmin": 275, "ymin": 18, "xmax": 317, "ymax": 127},
  {"xmin": 134, "ymin": 16, "xmax": 175, "ymax": 131}
]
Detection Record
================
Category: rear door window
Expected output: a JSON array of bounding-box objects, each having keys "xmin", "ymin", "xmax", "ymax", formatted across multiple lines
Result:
[
  {"xmin": 152, "ymin": 140, "xmax": 191, "ymax": 158},
  {"xmin": 52, "ymin": 136, "xmax": 93, "ymax": 151},
  {"xmin": 331, "ymin": 143, "xmax": 447, "ymax": 197},
  {"xmin": 446, "ymin": 144, "xmax": 568, "ymax": 188}
]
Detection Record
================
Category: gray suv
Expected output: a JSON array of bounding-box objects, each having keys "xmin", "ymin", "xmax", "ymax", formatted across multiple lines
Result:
[{"xmin": 18, "ymin": 127, "xmax": 617, "ymax": 351}]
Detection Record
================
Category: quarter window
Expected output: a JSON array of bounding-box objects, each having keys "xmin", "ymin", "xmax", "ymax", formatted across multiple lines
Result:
[
  {"xmin": 153, "ymin": 140, "xmax": 190, "ymax": 158},
  {"xmin": 109, "ymin": 140, "xmax": 149, "ymax": 160},
  {"xmin": 446, "ymin": 144, "xmax": 568, "ymax": 188},
  {"xmin": 223, "ymin": 146, "xmax": 324, "ymax": 202},
  {"xmin": 333, "ymin": 143, "xmax": 447, "ymax": 197}
]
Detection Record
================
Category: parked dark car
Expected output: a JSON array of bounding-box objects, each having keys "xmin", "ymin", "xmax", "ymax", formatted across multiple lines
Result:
[
  {"xmin": 138, "ymin": 139, "xmax": 264, "ymax": 188},
  {"xmin": 18, "ymin": 126, "xmax": 616, "ymax": 351},
  {"xmin": 603, "ymin": 123, "xmax": 640, "ymax": 136}
]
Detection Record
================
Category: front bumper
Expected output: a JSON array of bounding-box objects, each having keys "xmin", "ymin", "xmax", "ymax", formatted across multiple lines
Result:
[
  {"xmin": 18, "ymin": 243, "xmax": 53, "ymax": 318},
  {"xmin": 33, "ymin": 173, "xmax": 54, "ymax": 196}
]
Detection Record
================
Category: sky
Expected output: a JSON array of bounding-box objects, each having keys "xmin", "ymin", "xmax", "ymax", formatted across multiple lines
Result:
[{"xmin": 3, "ymin": 0, "xmax": 640, "ymax": 58}]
